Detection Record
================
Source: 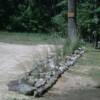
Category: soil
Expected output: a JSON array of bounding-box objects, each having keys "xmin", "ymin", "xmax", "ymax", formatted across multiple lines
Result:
[
  {"xmin": 0, "ymin": 42, "xmax": 100, "ymax": 100},
  {"xmin": 0, "ymin": 42, "xmax": 59, "ymax": 100}
]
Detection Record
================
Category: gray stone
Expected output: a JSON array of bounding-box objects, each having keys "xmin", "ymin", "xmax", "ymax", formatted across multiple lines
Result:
[
  {"xmin": 26, "ymin": 76, "xmax": 37, "ymax": 86},
  {"xmin": 78, "ymin": 47, "xmax": 82, "ymax": 51},
  {"xmin": 30, "ymin": 71, "xmax": 40, "ymax": 78},
  {"xmin": 48, "ymin": 61, "xmax": 55, "ymax": 69},
  {"xmin": 45, "ymin": 71, "xmax": 53, "ymax": 81},
  {"xmin": 35, "ymin": 79, "xmax": 46, "ymax": 88},
  {"xmin": 7, "ymin": 80, "xmax": 20, "ymax": 91},
  {"xmin": 64, "ymin": 62, "xmax": 69, "ymax": 67},
  {"xmin": 55, "ymin": 65, "xmax": 59, "ymax": 70},
  {"xmin": 59, "ymin": 67, "xmax": 65, "ymax": 73},
  {"xmin": 40, "ymin": 73, "xmax": 46, "ymax": 78},
  {"xmin": 65, "ymin": 56, "xmax": 71, "ymax": 61},
  {"xmin": 17, "ymin": 83, "xmax": 35, "ymax": 95},
  {"xmin": 67, "ymin": 60, "xmax": 75, "ymax": 66},
  {"xmin": 74, "ymin": 50, "xmax": 80, "ymax": 54},
  {"xmin": 71, "ymin": 56, "xmax": 77, "ymax": 61},
  {"xmin": 10, "ymin": 48, "xmax": 84, "ymax": 97},
  {"xmin": 76, "ymin": 54, "xmax": 81, "ymax": 58},
  {"xmin": 80, "ymin": 50, "xmax": 85, "ymax": 55},
  {"xmin": 7, "ymin": 80, "xmax": 34, "ymax": 95}
]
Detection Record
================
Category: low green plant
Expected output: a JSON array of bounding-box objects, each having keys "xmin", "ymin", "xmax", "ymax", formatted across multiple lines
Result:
[
  {"xmin": 55, "ymin": 36, "xmax": 82, "ymax": 63},
  {"xmin": 62, "ymin": 37, "xmax": 81, "ymax": 56}
]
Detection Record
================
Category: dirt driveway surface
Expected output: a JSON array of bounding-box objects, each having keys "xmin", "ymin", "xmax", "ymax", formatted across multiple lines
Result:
[
  {"xmin": 0, "ymin": 42, "xmax": 100, "ymax": 100},
  {"xmin": 0, "ymin": 42, "xmax": 58, "ymax": 100}
]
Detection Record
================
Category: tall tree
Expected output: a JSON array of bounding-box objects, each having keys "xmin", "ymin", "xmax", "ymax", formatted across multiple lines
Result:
[{"xmin": 68, "ymin": 0, "xmax": 77, "ymax": 42}]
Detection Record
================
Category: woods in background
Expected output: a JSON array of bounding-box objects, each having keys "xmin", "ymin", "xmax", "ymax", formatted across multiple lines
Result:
[
  {"xmin": 0, "ymin": 0, "xmax": 100, "ymax": 42},
  {"xmin": 0, "ymin": 0, "xmax": 64, "ymax": 33}
]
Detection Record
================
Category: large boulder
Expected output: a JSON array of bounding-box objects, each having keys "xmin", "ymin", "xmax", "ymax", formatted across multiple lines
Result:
[{"xmin": 7, "ymin": 80, "xmax": 34, "ymax": 95}]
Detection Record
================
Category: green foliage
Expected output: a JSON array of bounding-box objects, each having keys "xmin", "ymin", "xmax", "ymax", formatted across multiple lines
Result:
[
  {"xmin": 0, "ymin": 0, "xmax": 67, "ymax": 33},
  {"xmin": 56, "ymin": 37, "xmax": 82, "ymax": 60},
  {"xmin": 0, "ymin": 0, "xmax": 55, "ymax": 32},
  {"xmin": 77, "ymin": 0, "xmax": 100, "ymax": 40},
  {"xmin": 0, "ymin": 0, "xmax": 100, "ymax": 40},
  {"xmin": 63, "ymin": 38, "xmax": 79, "ymax": 55},
  {"xmin": 52, "ymin": 0, "xmax": 67, "ymax": 36},
  {"xmin": 52, "ymin": 11, "xmax": 67, "ymax": 36}
]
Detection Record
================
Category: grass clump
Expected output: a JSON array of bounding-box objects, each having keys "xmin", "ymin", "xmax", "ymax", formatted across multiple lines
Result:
[{"xmin": 57, "ymin": 37, "xmax": 85, "ymax": 59}]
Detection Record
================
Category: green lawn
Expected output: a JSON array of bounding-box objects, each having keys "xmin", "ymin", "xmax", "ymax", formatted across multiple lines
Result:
[
  {"xmin": 71, "ymin": 44, "xmax": 100, "ymax": 83},
  {"xmin": 0, "ymin": 31, "xmax": 65, "ymax": 45}
]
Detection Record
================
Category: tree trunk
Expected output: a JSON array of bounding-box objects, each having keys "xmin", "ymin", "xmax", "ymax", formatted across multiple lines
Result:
[{"xmin": 68, "ymin": 0, "xmax": 77, "ymax": 43}]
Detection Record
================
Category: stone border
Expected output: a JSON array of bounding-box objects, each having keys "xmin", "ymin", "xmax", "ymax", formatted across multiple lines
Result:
[{"xmin": 7, "ymin": 47, "xmax": 85, "ymax": 97}]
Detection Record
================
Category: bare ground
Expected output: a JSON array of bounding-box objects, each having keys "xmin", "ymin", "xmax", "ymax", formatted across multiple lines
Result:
[
  {"xmin": 0, "ymin": 43, "xmax": 100, "ymax": 100},
  {"xmin": 0, "ymin": 42, "xmax": 59, "ymax": 100}
]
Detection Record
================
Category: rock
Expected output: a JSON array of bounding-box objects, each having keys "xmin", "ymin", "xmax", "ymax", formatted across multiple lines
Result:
[
  {"xmin": 34, "ymin": 77, "xmax": 58, "ymax": 97},
  {"xmin": 40, "ymin": 73, "xmax": 46, "ymax": 78},
  {"xmin": 78, "ymin": 47, "xmax": 83, "ymax": 51},
  {"xmin": 48, "ymin": 61, "xmax": 55, "ymax": 69},
  {"xmin": 76, "ymin": 54, "xmax": 81, "ymax": 58},
  {"xmin": 80, "ymin": 50, "xmax": 85, "ymax": 55},
  {"xmin": 58, "ymin": 63, "xmax": 64, "ymax": 67},
  {"xmin": 59, "ymin": 67, "xmax": 65, "ymax": 73},
  {"xmin": 67, "ymin": 60, "xmax": 75, "ymax": 66},
  {"xmin": 66, "ymin": 56, "xmax": 77, "ymax": 61},
  {"xmin": 46, "ymin": 77, "xmax": 57, "ymax": 87},
  {"xmin": 72, "ymin": 56, "xmax": 77, "ymax": 61},
  {"xmin": 65, "ymin": 56, "xmax": 71, "ymax": 61},
  {"xmin": 39, "ymin": 59, "xmax": 47, "ymax": 64},
  {"xmin": 34, "ymin": 73, "xmax": 61, "ymax": 97},
  {"xmin": 55, "ymin": 65, "xmax": 59, "ymax": 70},
  {"xmin": 26, "ymin": 76, "xmax": 37, "ymax": 86},
  {"xmin": 17, "ymin": 83, "xmax": 35, "ymax": 95},
  {"xmin": 35, "ymin": 79, "xmax": 46, "ymax": 88},
  {"xmin": 30, "ymin": 71, "xmax": 40, "ymax": 78},
  {"xmin": 34, "ymin": 81, "xmax": 52, "ymax": 97},
  {"xmin": 45, "ymin": 71, "xmax": 54, "ymax": 81},
  {"xmin": 45, "ymin": 75, "xmax": 51, "ymax": 81},
  {"xmin": 74, "ymin": 50, "xmax": 80, "ymax": 55},
  {"xmin": 7, "ymin": 80, "xmax": 20, "ymax": 91},
  {"xmin": 8, "ymin": 47, "xmax": 84, "ymax": 97},
  {"xmin": 64, "ymin": 62, "xmax": 69, "ymax": 67},
  {"xmin": 7, "ymin": 80, "xmax": 34, "ymax": 95},
  {"xmin": 34, "ymin": 88, "xmax": 44, "ymax": 97},
  {"xmin": 52, "ymin": 70, "xmax": 56, "ymax": 75},
  {"xmin": 47, "ymin": 55, "xmax": 54, "ymax": 59}
]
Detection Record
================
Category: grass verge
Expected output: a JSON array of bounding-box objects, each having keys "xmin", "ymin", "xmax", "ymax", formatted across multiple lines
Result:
[
  {"xmin": 70, "ymin": 44, "xmax": 100, "ymax": 83},
  {"xmin": 0, "ymin": 31, "xmax": 65, "ymax": 45}
]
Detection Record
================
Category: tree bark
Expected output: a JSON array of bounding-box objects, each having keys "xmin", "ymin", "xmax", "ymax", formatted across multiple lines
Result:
[{"xmin": 68, "ymin": 0, "xmax": 77, "ymax": 43}]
